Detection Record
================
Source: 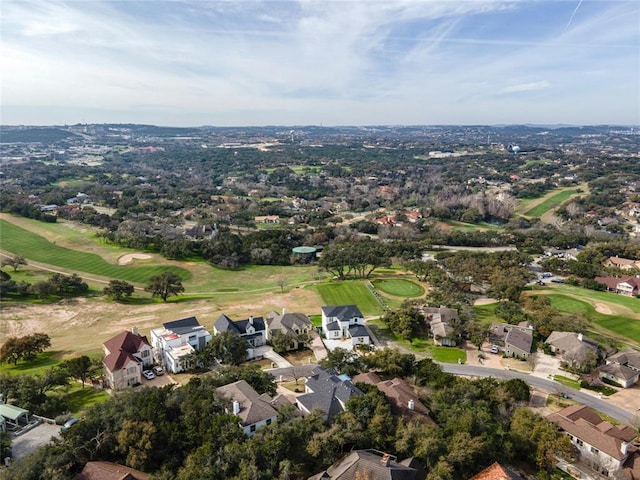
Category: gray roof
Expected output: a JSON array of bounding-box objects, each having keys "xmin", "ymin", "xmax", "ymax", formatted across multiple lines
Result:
[
  {"xmin": 322, "ymin": 305, "xmax": 363, "ymax": 321},
  {"xmin": 163, "ymin": 316, "xmax": 204, "ymax": 335},
  {"xmin": 215, "ymin": 380, "xmax": 282, "ymax": 427},
  {"xmin": 599, "ymin": 363, "xmax": 639, "ymax": 381},
  {"xmin": 326, "ymin": 321, "xmax": 341, "ymax": 331},
  {"xmin": 505, "ymin": 328, "xmax": 533, "ymax": 353},
  {"xmin": 607, "ymin": 348, "xmax": 640, "ymax": 371},
  {"xmin": 545, "ymin": 331, "xmax": 597, "ymax": 361},
  {"xmin": 267, "ymin": 312, "xmax": 312, "ymax": 338},
  {"xmin": 214, "ymin": 314, "xmax": 266, "ymax": 335},
  {"xmin": 308, "ymin": 450, "xmax": 422, "ymax": 480},
  {"xmin": 430, "ymin": 321, "xmax": 453, "ymax": 338},
  {"xmin": 297, "ymin": 367, "xmax": 363, "ymax": 421},
  {"xmin": 348, "ymin": 324, "xmax": 369, "ymax": 338}
]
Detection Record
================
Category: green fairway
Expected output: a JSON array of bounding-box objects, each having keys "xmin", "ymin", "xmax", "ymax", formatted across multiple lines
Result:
[
  {"xmin": 544, "ymin": 294, "xmax": 640, "ymax": 345},
  {"xmin": 372, "ymin": 279, "xmax": 424, "ymax": 297},
  {"xmin": 440, "ymin": 220, "xmax": 502, "ymax": 232},
  {"xmin": 2, "ymin": 351, "xmax": 65, "ymax": 377},
  {"xmin": 547, "ymin": 284, "xmax": 640, "ymax": 314},
  {"xmin": 524, "ymin": 188, "xmax": 581, "ymax": 217},
  {"xmin": 315, "ymin": 281, "xmax": 383, "ymax": 316},
  {"xmin": 0, "ymin": 219, "xmax": 190, "ymax": 284}
]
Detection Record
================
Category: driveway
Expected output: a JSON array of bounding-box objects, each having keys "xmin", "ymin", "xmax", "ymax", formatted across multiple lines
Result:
[
  {"xmin": 530, "ymin": 352, "xmax": 577, "ymax": 380},
  {"xmin": 254, "ymin": 346, "xmax": 293, "ymax": 368},
  {"xmin": 308, "ymin": 330, "xmax": 328, "ymax": 362},
  {"xmin": 11, "ymin": 422, "xmax": 59, "ymax": 461}
]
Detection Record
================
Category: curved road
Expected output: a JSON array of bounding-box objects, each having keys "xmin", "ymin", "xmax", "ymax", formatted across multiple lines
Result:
[{"xmin": 440, "ymin": 363, "xmax": 637, "ymax": 425}]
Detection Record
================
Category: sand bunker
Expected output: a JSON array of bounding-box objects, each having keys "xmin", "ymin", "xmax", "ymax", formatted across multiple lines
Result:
[
  {"xmin": 118, "ymin": 253, "xmax": 152, "ymax": 265},
  {"xmin": 594, "ymin": 303, "xmax": 613, "ymax": 315}
]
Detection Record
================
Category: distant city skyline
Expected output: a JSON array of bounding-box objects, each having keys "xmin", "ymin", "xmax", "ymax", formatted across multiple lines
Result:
[{"xmin": 2, "ymin": 0, "xmax": 639, "ymax": 127}]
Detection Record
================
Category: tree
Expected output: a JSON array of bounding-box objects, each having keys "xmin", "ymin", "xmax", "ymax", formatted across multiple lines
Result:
[
  {"xmin": 103, "ymin": 279, "xmax": 135, "ymax": 300},
  {"xmin": 205, "ymin": 331, "xmax": 247, "ymax": 366},
  {"xmin": 0, "ymin": 333, "xmax": 51, "ymax": 365},
  {"xmin": 61, "ymin": 356, "xmax": 94, "ymax": 388},
  {"xmin": 276, "ymin": 276, "xmax": 288, "ymax": 293},
  {"xmin": 1, "ymin": 255, "xmax": 27, "ymax": 272},
  {"xmin": 272, "ymin": 332, "xmax": 294, "ymax": 354},
  {"xmin": 145, "ymin": 271, "xmax": 184, "ymax": 301}
]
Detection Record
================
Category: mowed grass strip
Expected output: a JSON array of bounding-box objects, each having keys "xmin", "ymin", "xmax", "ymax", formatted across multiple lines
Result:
[
  {"xmin": 315, "ymin": 281, "xmax": 383, "ymax": 317},
  {"xmin": 524, "ymin": 188, "xmax": 581, "ymax": 217},
  {"xmin": 0, "ymin": 219, "xmax": 190, "ymax": 283},
  {"xmin": 372, "ymin": 279, "xmax": 424, "ymax": 297},
  {"xmin": 544, "ymin": 294, "xmax": 640, "ymax": 345}
]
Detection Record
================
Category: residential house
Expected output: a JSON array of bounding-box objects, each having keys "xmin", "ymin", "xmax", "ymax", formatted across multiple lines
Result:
[
  {"xmin": 469, "ymin": 462, "xmax": 525, "ymax": 480},
  {"xmin": 254, "ymin": 215, "xmax": 280, "ymax": 224},
  {"xmin": 296, "ymin": 366, "xmax": 363, "ymax": 421},
  {"xmin": 504, "ymin": 326, "xmax": 534, "ymax": 359},
  {"xmin": 308, "ymin": 449, "xmax": 425, "ymax": 480},
  {"xmin": 352, "ymin": 372, "xmax": 436, "ymax": 426},
  {"xmin": 545, "ymin": 332, "xmax": 598, "ymax": 371},
  {"xmin": 265, "ymin": 310, "xmax": 313, "ymax": 351},
  {"xmin": 548, "ymin": 405, "xmax": 639, "ymax": 478},
  {"xmin": 77, "ymin": 461, "xmax": 150, "ymax": 480},
  {"xmin": 594, "ymin": 276, "xmax": 640, "ymax": 296},
  {"xmin": 424, "ymin": 307, "xmax": 459, "ymax": 347},
  {"xmin": 321, "ymin": 305, "xmax": 370, "ymax": 347},
  {"xmin": 600, "ymin": 348, "xmax": 640, "ymax": 388},
  {"xmin": 605, "ymin": 256, "xmax": 640, "ymax": 271},
  {"xmin": 215, "ymin": 380, "xmax": 290, "ymax": 436},
  {"xmin": 103, "ymin": 328, "xmax": 153, "ymax": 389},
  {"xmin": 150, "ymin": 317, "xmax": 211, "ymax": 374},
  {"xmin": 213, "ymin": 314, "xmax": 267, "ymax": 359}
]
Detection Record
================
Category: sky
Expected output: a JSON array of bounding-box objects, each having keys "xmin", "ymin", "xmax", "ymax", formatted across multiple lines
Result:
[{"xmin": 1, "ymin": 0, "xmax": 639, "ymax": 126}]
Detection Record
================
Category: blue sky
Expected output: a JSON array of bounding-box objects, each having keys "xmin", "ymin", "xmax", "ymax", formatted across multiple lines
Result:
[{"xmin": 2, "ymin": 0, "xmax": 638, "ymax": 126}]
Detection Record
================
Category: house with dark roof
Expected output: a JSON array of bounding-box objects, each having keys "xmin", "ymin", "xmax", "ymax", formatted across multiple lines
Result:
[
  {"xmin": 308, "ymin": 449, "xmax": 425, "ymax": 480},
  {"xmin": 213, "ymin": 314, "xmax": 267, "ymax": 360},
  {"xmin": 600, "ymin": 348, "xmax": 640, "ymax": 388},
  {"xmin": 548, "ymin": 405, "xmax": 639, "ymax": 479},
  {"xmin": 595, "ymin": 276, "xmax": 640, "ymax": 297},
  {"xmin": 215, "ymin": 380, "xmax": 290, "ymax": 436},
  {"xmin": 321, "ymin": 305, "xmax": 370, "ymax": 347},
  {"xmin": 504, "ymin": 327, "xmax": 534, "ymax": 359},
  {"xmin": 296, "ymin": 366, "xmax": 363, "ymax": 421},
  {"xmin": 150, "ymin": 317, "xmax": 211, "ymax": 374},
  {"xmin": 103, "ymin": 328, "xmax": 153, "ymax": 390},
  {"xmin": 352, "ymin": 373, "xmax": 436, "ymax": 426},
  {"xmin": 544, "ymin": 331, "xmax": 598, "ymax": 371},
  {"xmin": 265, "ymin": 310, "xmax": 313, "ymax": 351}
]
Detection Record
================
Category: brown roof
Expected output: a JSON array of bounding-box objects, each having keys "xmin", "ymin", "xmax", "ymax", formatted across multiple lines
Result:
[
  {"xmin": 216, "ymin": 380, "xmax": 283, "ymax": 427},
  {"xmin": 77, "ymin": 461, "xmax": 149, "ymax": 480},
  {"xmin": 548, "ymin": 405, "xmax": 635, "ymax": 461},
  {"xmin": 102, "ymin": 331, "xmax": 150, "ymax": 372},
  {"xmin": 468, "ymin": 462, "xmax": 524, "ymax": 480}
]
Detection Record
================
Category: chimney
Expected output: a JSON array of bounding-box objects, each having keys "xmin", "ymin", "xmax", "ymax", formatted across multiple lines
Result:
[
  {"xmin": 232, "ymin": 400, "xmax": 240, "ymax": 415},
  {"xmin": 577, "ymin": 333, "xmax": 583, "ymax": 342},
  {"xmin": 380, "ymin": 453, "xmax": 391, "ymax": 467},
  {"xmin": 622, "ymin": 441, "xmax": 630, "ymax": 456},
  {"xmin": 282, "ymin": 308, "xmax": 287, "ymax": 315},
  {"xmin": 132, "ymin": 326, "xmax": 139, "ymax": 336},
  {"xmin": 249, "ymin": 315, "xmax": 253, "ymax": 325},
  {"xmin": 408, "ymin": 399, "xmax": 415, "ymax": 410}
]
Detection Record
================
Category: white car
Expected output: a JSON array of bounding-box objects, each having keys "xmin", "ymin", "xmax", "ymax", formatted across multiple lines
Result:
[
  {"xmin": 490, "ymin": 345, "xmax": 500, "ymax": 354},
  {"xmin": 153, "ymin": 366, "xmax": 164, "ymax": 376},
  {"xmin": 142, "ymin": 370, "xmax": 155, "ymax": 380}
]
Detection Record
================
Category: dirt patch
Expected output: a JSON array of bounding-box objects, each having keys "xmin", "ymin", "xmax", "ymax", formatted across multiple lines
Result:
[
  {"xmin": 118, "ymin": 253, "xmax": 153, "ymax": 265},
  {"xmin": 595, "ymin": 302, "xmax": 613, "ymax": 315},
  {"xmin": 474, "ymin": 297, "xmax": 498, "ymax": 306}
]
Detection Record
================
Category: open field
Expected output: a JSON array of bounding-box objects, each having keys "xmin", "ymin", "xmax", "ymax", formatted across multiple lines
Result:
[
  {"xmin": 314, "ymin": 281, "xmax": 383, "ymax": 317},
  {"xmin": 372, "ymin": 278, "xmax": 424, "ymax": 297},
  {"xmin": 437, "ymin": 220, "xmax": 503, "ymax": 232},
  {"xmin": 517, "ymin": 184, "xmax": 587, "ymax": 218},
  {"xmin": 0, "ymin": 218, "xmax": 190, "ymax": 284}
]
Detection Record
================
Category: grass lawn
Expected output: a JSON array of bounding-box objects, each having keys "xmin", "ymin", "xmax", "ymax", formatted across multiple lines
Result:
[
  {"xmin": 474, "ymin": 302, "xmax": 500, "ymax": 325},
  {"xmin": 440, "ymin": 220, "xmax": 502, "ymax": 232},
  {"xmin": 431, "ymin": 347, "xmax": 467, "ymax": 364},
  {"xmin": 0, "ymin": 219, "xmax": 190, "ymax": 284},
  {"xmin": 554, "ymin": 375, "xmax": 581, "ymax": 390},
  {"xmin": 315, "ymin": 281, "xmax": 383, "ymax": 317},
  {"xmin": 2, "ymin": 351, "xmax": 65, "ymax": 376},
  {"xmin": 366, "ymin": 317, "xmax": 395, "ymax": 343},
  {"xmin": 309, "ymin": 315, "xmax": 322, "ymax": 328},
  {"xmin": 64, "ymin": 385, "xmax": 110, "ymax": 415},
  {"xmin": 372, "ymin": 279, "xmax": 424, "ymax": 297},
  {"xmin": 542, "ymin": 293, "xmax": 640, "ymax": 345},
  {"xmin": 523, "ymin": 188, "xmax": 581, "ymax": 217}
]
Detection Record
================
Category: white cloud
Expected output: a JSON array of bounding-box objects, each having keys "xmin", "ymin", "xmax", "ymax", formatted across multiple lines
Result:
[{"xmin": 502, "ymin": 81, "xmax": 551, "ymax": 94}]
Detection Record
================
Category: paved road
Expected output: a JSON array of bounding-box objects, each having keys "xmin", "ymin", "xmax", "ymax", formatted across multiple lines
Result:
[{"xmin": 440, "ymin": 364, "xmax": 637, "ymax": 425}]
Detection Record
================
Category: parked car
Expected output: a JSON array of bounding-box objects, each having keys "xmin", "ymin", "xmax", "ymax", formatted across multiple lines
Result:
[
  {"xmin": 542, "ymin": 272, "xmax": 552, "ymax": 278},
  {"xmin": 142, "ymin": 370, "xmax": 155, "ymax": 380},
  {"xmin": 490, "ymin": 345, "xmax": 500, "ymax": 354},
  {"xmin": 551, "ymin": 278, "xmax": 565, "ymax": 283},
  {"xmin": 61, "ymin": 417, "xmax": 79, "ymax": 433},
  {"xmin": 153, "ymin": 366, "xmax": 164, "ymax": 376}
]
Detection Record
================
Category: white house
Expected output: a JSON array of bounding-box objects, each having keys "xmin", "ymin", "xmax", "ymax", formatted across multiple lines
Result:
[
  {"xmin": 151, "ymin": 317, "xmax": 212, "ymax": 373},
  {"xmin": 321, "ymin": 305, "xmax": 370, "ymax": 346},
  {"xmin": 549, "ymin": 405, "xmax": 638, "ymax": 478},
  {"xmin": 600, "ymin": 348, "xmax": 640, "ymax": 388},
  {"xmin": 213, "ymin": 314, "xmax": 268, "ymax": 360}
]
